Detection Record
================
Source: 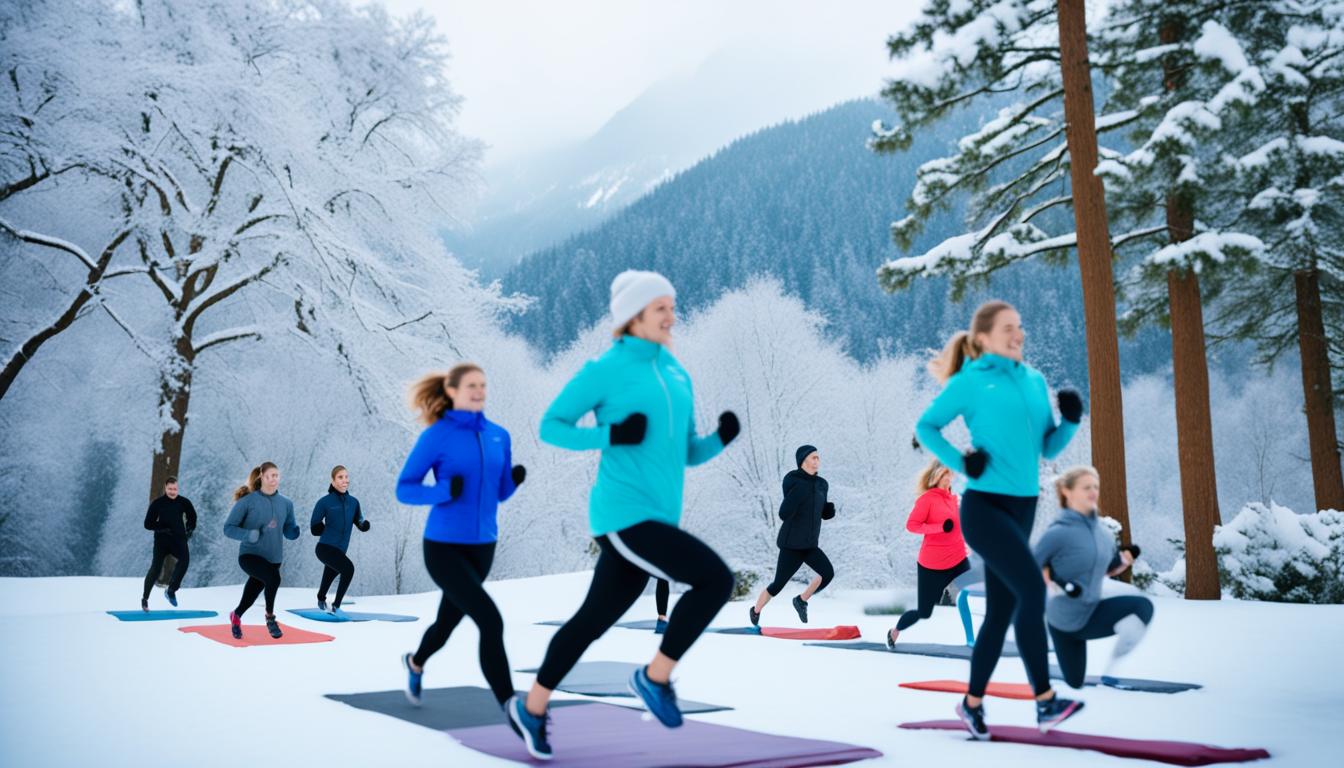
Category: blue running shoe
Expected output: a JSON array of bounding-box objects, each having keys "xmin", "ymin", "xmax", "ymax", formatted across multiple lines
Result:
[
  {"xmin": 164, "ymin": 589, "xmax": 178, "ymax": 607},
  {"xmin": 654, "ymin": 619, "xmax": 668, "ymax": 635},
  {"xmin": 629, "ymin": 666, "xmax": 683, "ymax": 728},
  {"xmin": 1036, "ymin": 694, "xmax": 1084, "ymax": 733},
  {"xmin": 507, "ymin": 696, "xmax": 553, "ymax": 760},
  {"xmin": 402, "ymin": 653, "xmax": 422, "ymax": 706}
]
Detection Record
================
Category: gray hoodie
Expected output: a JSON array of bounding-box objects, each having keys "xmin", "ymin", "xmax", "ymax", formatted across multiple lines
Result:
[
  {"xmin": 1033, "ymin": 508, "xmax": 1122, "ymax": 632},
  {"xmin": 223, "ymin": 490, "xmax": 299, "ymax": 564}
]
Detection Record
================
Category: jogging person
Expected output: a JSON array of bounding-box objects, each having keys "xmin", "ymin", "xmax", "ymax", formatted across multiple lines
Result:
[
  {"xmin": 141, "ymin": 476, "xmax": 197, "ymax": 609},
  {"xmin": 222, "ymin": 462, "xmax": 299, "ymax": 639},
  {"xmin": 886, "ymin": 459, "xmax": 971, "ymax": 646},
  {"xmin": 310, "ymin": 465, "xmax": 369, "ymax": 615},
  {"xmin": 750, "ymin": 445, "xmax": 836, "ymax": 626}
]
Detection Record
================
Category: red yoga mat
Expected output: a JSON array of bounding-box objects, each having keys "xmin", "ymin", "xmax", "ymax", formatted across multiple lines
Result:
[
  {"xmin": 761, "ymin": 625, "xmax": 861, "ymax": 640},
  {"xmin": 179, "ymin": 623, "xmax": 335, "ymax": 648},
  {"xmin": 900, "ymin": 721, "xmax": 1270, "ymax": 766},
  {"xmin": 900, "ymin": 679, "xmax": 1036, "ymax": 700}
]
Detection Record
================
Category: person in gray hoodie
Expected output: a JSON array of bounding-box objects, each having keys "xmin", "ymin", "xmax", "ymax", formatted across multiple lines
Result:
[
  {"xmin": 310, "ymin": 465, "xmax": 369, "ymax": 615},
  {"xmin": 223, "ymin": 462, "xmax": 300, "ymax": 639},
  {"xmin": 1033, "ymin": 466, "xmax": 1152, "ymax": 689}
]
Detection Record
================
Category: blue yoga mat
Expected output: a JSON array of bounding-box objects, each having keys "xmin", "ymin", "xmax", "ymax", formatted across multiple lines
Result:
[
  {"xmin": 107, "ymin": 610, "xmax": 218, "ymax": 622},
  {"xmin": 288, "ymin": 608, "xmax": 418, "ymax": 623}
]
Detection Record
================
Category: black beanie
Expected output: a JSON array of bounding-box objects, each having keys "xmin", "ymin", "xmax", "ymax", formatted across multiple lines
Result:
[{"xmin": 795, "ymin": 445, "xmax": 818, "ymax": 468}]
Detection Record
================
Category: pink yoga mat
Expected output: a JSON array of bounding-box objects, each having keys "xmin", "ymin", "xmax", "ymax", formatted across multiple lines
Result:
[{"xmin": 179, "ymin": 623, "xmax": 334, "ymax": 648}]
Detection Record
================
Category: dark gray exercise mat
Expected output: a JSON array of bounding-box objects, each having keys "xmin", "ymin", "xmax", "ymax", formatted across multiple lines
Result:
[
  {"xmin": 1078, "ymin": 672, "xmax": 1202, "ymax": 693},
  {"xmin": 534, "ymin": 619, "xmax": 660, "ymax": 630},
  {"xmin": 326, "ymin": 686, "xmax": 590, "ymax": 730},
  {"xmin": 514, "ymin": 662, "xmax": 733, "ymax": 713},
  {"xmin": 803, "ymin": 641, "xmax": 1021, "ymax": 659},
  {"xmin": 705, "ymin": 626, "xmax": 764, "ymax": 635}
]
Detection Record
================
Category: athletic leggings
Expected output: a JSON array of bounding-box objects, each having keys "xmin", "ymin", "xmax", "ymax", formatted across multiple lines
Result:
[
  {"xmin": 412, "ymin": 541, "xmax": 512, "ymax": 705},
  {"xmin": 960, "ymin": 490, "xmax": 1051, "ymax": 697},
  {"xmin": 536, "ymin": 521, "xmax": 733, "ymax": 690},
  {"xmin": 235, "ymin": 554, "xmax": 281, "ymax": 617},
  {"xmin": 143, "ymin": 534, "xmax": 189, "ymax": 599},
  {"xmin": 1050, "ymin": 596, "xmax": 1154, "ymax": 688},
  {"xmin": 896, "ymin": 557, "xmax": 971, "ymax": 631},
  {"xmin": 765, "ymin": 546, "xmax": 834, "ymax": 597},
  {"xmin": 315, "ymin": 543, "xmax": 355, "ymax": 608},
  {"xmin": 655, "ymin": 578, "xmax": 670, "ymax": 616}
]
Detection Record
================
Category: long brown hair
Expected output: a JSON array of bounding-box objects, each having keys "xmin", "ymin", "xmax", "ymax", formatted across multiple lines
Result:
[
  {"xmin": 928, "ymin": 300, "xmax": 1015, "ymax": 383},
  {"xmin": 233, "ymin": 461, "xmax": 278, "ymax": 501},
  {"xmin": 408, "ymin": 364, "xmax": 483, "ymax": 426},
  {"xmin": 915, "ymin": 458, "xmax": 950, "ymax": 496}
]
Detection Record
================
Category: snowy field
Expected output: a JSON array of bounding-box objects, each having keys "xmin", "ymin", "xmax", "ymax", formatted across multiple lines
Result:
[{"xmin": 2, "ymin": 574, "xmax": 1341, "ymax": 767}]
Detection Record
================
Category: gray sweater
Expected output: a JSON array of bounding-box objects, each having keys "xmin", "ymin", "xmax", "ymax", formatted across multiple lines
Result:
[
  {"xmin": 1033, "ymin": 508, "xmax": 1123, "ymax": 632},
  {"xmin": 223, "ymin": 490, "xmax": 299, "ymax": 564}
]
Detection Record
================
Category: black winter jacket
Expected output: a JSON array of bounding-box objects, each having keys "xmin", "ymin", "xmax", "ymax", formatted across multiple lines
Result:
[{"xmin": 777, "ymin": 469, "xmax": 829, "ymax": 549}]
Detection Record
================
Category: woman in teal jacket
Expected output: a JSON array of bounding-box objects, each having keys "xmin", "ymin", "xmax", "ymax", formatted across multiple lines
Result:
[
  {"xmin": 508, "ymin": 270, "xmax": 739, "ymax": 760},
  {"xmin": 914, "ymin": 300, "xmax": 1085, "ymax": 739}
]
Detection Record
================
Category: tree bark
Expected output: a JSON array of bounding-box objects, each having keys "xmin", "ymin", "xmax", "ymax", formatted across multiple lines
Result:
[
  {"xmin": 1295, "ymin": 268, "xmax": 1344, "ymax": 511},
  {"xmin": 149, "ymin": 335, "xmax": 195, "ymax": 500},
  {"xmin": 1057, "ymin": 0, "xmax": 1132, "ymax": 542}
]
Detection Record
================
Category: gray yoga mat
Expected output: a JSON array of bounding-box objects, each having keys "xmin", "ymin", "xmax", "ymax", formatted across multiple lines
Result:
[
  {"xmin": 514, "ymin": 661, "xmax": 732, "ymax": 712},
  {"xmin": 325, "ymin": 686, "xmax": 590, "ymax": 730},
  {"xmin": 803, "ymin": 640, "xmax": 1021, "ymax": 659}
]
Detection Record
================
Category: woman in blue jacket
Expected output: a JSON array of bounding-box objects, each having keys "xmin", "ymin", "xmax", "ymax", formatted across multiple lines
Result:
[
  {"xmin": 914, "ymin": 300, "xmax": 1085, "ymax": 738},
  {"xmin": 509, "ymin": 271, "xmax": 739, "ymax": 761},
  {"xmin": 396, "ymin": 364, "xmax": 526, "ymax": 711},
  {"xmin": 310, "ymin": 465, "xmax": 369, "ymax": 615}
]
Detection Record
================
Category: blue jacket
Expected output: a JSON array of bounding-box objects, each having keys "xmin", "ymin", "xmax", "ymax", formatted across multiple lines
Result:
[
  {"xmin": 541, "ymin": 335, "xmax": 724, "ymax": 536},
  {"xmin": 310, "ymin": 488, "xmax": 365, "ymax": 552},
  {"xmin": 222, "ymin": 490, "xmax": 300, "ymax": 564},
  {"xmin": 915, "ymin": 353, "xmax": 1077, "ymax": 497},
  {"xmin": 396, "ymin": 410, "xmax": 518, "ymax": 544}
]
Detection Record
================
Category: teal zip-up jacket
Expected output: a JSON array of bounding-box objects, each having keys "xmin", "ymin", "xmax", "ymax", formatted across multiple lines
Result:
[
  {"xmin": 541, "ymin": 336, "xmax": 724, "ymax": 536},
  {"xmin": 915, "ymin": 353, "xmax": 1077, "ymax": 497}
]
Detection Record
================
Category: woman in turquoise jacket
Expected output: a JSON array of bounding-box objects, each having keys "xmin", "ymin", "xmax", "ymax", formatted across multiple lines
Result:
[
  {"xmin": 509, "ymin": 270, "xmax": 739, "ymax": 761},
  {"xmin": 914, "ymin": 300, "xmax": 1085, "ymax": 739}
]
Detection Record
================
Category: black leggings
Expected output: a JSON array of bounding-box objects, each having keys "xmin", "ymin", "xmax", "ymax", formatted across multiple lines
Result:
[
  {"xmin": 536, "ymin": 521, "xmax": 733, "ymax": 690},
  {"xmin": 315, "ymin": 543, "xmax": 355, "ymax": 608},
  {"xmin": 413, "ymin": 541, "xmax": 512, "ymax": 705},
  {"xmin": 765, "ymin": 546, "xmax": 834, "ymax": 597},
  {"xmin": 236, "ymin": 554, "xmax": 281, "ymax": 617},
  {"xmin": 1050, "ymin": 596, "xmax": 1154, "ymax": 688},
  {"xmin": 143, "ymin": 535, "xmax": 189, "ymax": 599},
  {"xmin": 896, "ymin": 558, "xmax": 971, "ymax": 631},
  {"xmin": 960, "ymin": 490, "xmax": 1051, "ymax": 697},
  {"xmin": 655, "ymin": 578, "xmax": 670, "ymax": 617}
]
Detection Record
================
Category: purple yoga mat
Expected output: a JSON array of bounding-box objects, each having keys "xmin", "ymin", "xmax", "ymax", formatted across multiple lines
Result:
[
  {"xmin": 450, "ymin": 702, "xmax": 882, "ymax": 767},
  {"xmin": 900, "ymin": 720, "xmax": 1270, "ymax": 766}
]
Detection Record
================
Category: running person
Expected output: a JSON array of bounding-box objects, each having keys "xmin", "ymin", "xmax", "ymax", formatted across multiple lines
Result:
[
  {"xmin": 886, "ymin": 459, "xmax": 971, "ymax": 647},
  {"xmin": 1035, "ymin": 466, "xmax": 1151, "ymax": 689},
  {"xmin": 222, "ymin": 462, "xmax": 299, "ymax": 639},
  {"xmin": 510, "ymin": 270, "xmax": 739, "ymax": 760},
  {"xmin": 310, "ymin": 465, "xmax": 369, "ymax": 615},
  {"xmin": 396, "ymin": 364, "xmax": 526, "ymax": 712},
  {"xmin": 141, "ymin": 476, "xmax": 197, "ymax": 609},
  {"xmin": 914, "ymin": 300, "xmax": 1085, "ymax": 737},
  {"xmin": 750, "ymin": 445, "xmax": 836, "ymax": 625}
]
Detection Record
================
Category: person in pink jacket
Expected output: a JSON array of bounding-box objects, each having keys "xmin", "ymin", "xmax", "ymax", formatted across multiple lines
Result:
[{"xmin": 887, "ymin": 459, "xmax": 972, "ymax": 648}]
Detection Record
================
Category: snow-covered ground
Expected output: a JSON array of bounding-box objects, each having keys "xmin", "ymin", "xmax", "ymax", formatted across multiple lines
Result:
[{"xmin": 2, "ymin": 574, "xmax": 1341, "ymax": 767}]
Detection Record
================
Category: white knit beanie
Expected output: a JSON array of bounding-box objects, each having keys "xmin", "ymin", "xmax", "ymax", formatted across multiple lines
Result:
[{"xmin": 610, "ymin": 270, "xmax": 676, "ymax": 332}]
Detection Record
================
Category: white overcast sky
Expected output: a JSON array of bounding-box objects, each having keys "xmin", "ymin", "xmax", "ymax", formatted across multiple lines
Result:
[{"xmin": 379, "ymin": 1, "xmax": 919, "ymax": 164}]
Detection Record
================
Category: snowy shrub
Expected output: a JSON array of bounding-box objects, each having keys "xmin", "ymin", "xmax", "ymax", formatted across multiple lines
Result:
[
  {"xmin": 731, "ymin": 569, "xmax": 761, "ymax": 602},
  {"xmin": 1214, "ymin": 503, "xmax": 1344, "ymax": 604},
  {"xmin": 1100, "ymin": 515, "xmax": 1123, "ymax": 545}
]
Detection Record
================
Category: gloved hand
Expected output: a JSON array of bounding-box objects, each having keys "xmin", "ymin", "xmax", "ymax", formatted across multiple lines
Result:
[
  {"xmin": 1060, "ymin": 580, "xmax": 1082, "ymax": 598},
  {"xmin": 511, "ymin": 465, "xmax": 527, "ymax": 486},
  {"xmin": 610, "ymin": 413, "xmax": 648, "ymax": 446},
  {"xmin": 962, "ymin": 448, "xmax": 990, "ymax": 479},
  {"xmin": 1057, "ymin": 389, "xmax": 1084, "ymax": 423},
  {"xmin": 449, "ymin": 475, "xmax": 465, "ymax": 500},
  {"xmin": 821, "ymin": 502, "xmax": 836, "ymax": 520},
  {"xmin": 247, "ymin": 529, "xmax": 260, "ymax": 544},
  {"xmin": 356, "ymin": 519, "xmax": 370, "ymax": 532},
  {"xmin": 311, "ymin": 521, "xmax": 325, "ymax": 536},
  {"xmin": 717, "ymin": 411, "xmax": 741, "ymax": 446},
  {"xmin": 911, "ymin": 433, "xmax": 921, "ymax": 450},
  {"xmin": 942, "ymin": 518, "xmax": 954, "ymax": 533}
]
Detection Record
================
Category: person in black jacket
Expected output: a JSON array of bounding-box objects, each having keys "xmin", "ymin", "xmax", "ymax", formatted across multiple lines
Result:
[
  {"xmin": 750, "ymin": 445, "xmax": 836, "ymax": 625},
  {"xmin": 141, "ymin": 476, "xmax": 197, "ymax": 610}
]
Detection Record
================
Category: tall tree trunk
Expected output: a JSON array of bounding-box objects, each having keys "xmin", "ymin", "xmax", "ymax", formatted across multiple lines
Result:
[
  {"xmin": 1295, "ymin": 268, "xmax": 1344, "ymax": 511},
  {"xmin": 149, "ymin": 335, "xmax": 195, "ymax": 499},
  {"xmin": 1057, "ymin": 0, "xmax": 1132, "ymax": 543}
]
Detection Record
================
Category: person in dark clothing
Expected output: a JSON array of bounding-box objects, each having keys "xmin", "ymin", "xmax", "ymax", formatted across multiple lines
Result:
[
  {"xmin": 141, "ymin": 476, "xmax": 197, "ymax": 609},
  {"xmin": 310, "ymin": 465, "xmax": 369, "ymax": 615},
  {"xmin": 750, "ymin": 445, "xmax": 836, "ymax": 625},
  {"xmin": 222, "ymin": 462, "xmax": 300, "ymax": 639}
]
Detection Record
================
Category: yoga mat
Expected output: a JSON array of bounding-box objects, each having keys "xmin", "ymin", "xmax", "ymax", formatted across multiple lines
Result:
[
  {"xmin": 513, "ymin": 662, "xmax": 731, "ymax": 712},
  {"xmin": 761, "ymin": 625, "xmax": 861, "ymax": 640},
  {"xmin": 287, "ymin": 608, "xmax": 418, "ymax": 623},
  {"xmin": 178, "ymin": 623, "xmax": 334, "ymax": 648},
  {"xmin": 900, "ymin": 720, "xmax": 1269, "ymax": 766},
  {"xmin": 326, "ymin": 686, "xmax": 590, "ymax": 730},
  {"xmin": 450, "ymin": 701, "xmax": 883, "ymax": 767},
  {"xmin": 535, "ymin": 619, "xmax": 662, "ymax": 630},
  {"xmin": 706, "ymin": 626, "xmax": 764, "ymax": 635},
  {"xmin": 900, "ymin": 679, "xmax": 1036, "ymax": 700},
  {"xmin": 107, "ymin": 610, "xmax": 217, "ymax": 622},
  {"xmin": 803, "ymin": 640, "xmax": 1021, "ymax": 659}
]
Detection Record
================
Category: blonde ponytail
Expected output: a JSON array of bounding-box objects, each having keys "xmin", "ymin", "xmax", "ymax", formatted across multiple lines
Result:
[{"xmin": 408, "ymin": 364, "xmax": 484, "ymax": 426}]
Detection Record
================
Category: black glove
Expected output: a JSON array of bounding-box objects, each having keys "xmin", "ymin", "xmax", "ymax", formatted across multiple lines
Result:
[
  {"xmin": 1059, "ymin": 580, "xmax": 1082, "ymax": 598},
  {"xmin": 911, "ymin": 434, "xmax": 921, "ymax": 450},
  {"xmin": 356, "ymin": 519, "xmax": 370, "ymax": 532},
  {"xmin": 1057, "ymin": 388, "xmax": 1084, "ymax": 423},
  {"xmin": 511, "ymin": 464, "xmax": 527, "ymax": 486},
  {"xmin": 942, "ymin": 518, "xmax": 954, "ymax": 533},
  {"xmin": 311, "ymin": 521, "xmax": 325, "ymax": 536},
  {"xmin": 962, "ymin": 448, "xmax": 989, "ymax": 479},
  {"xmin": 449, "ymin": 475, "xmax": 465, "ymax": 499},
  {"xmin": 610, "ymin": 413, "xmax": 648, "ymax": 446},
  {"xmin": 821, "ymin": 502, "xmax": 836, "ymax": 520},
  {"xmin": 1121, "ymin": 543, "xmax": 1141, "ymax": 558},
  {"xmin": 717, "ymin": 411, "xmax": 740, "ymax": 446}
]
